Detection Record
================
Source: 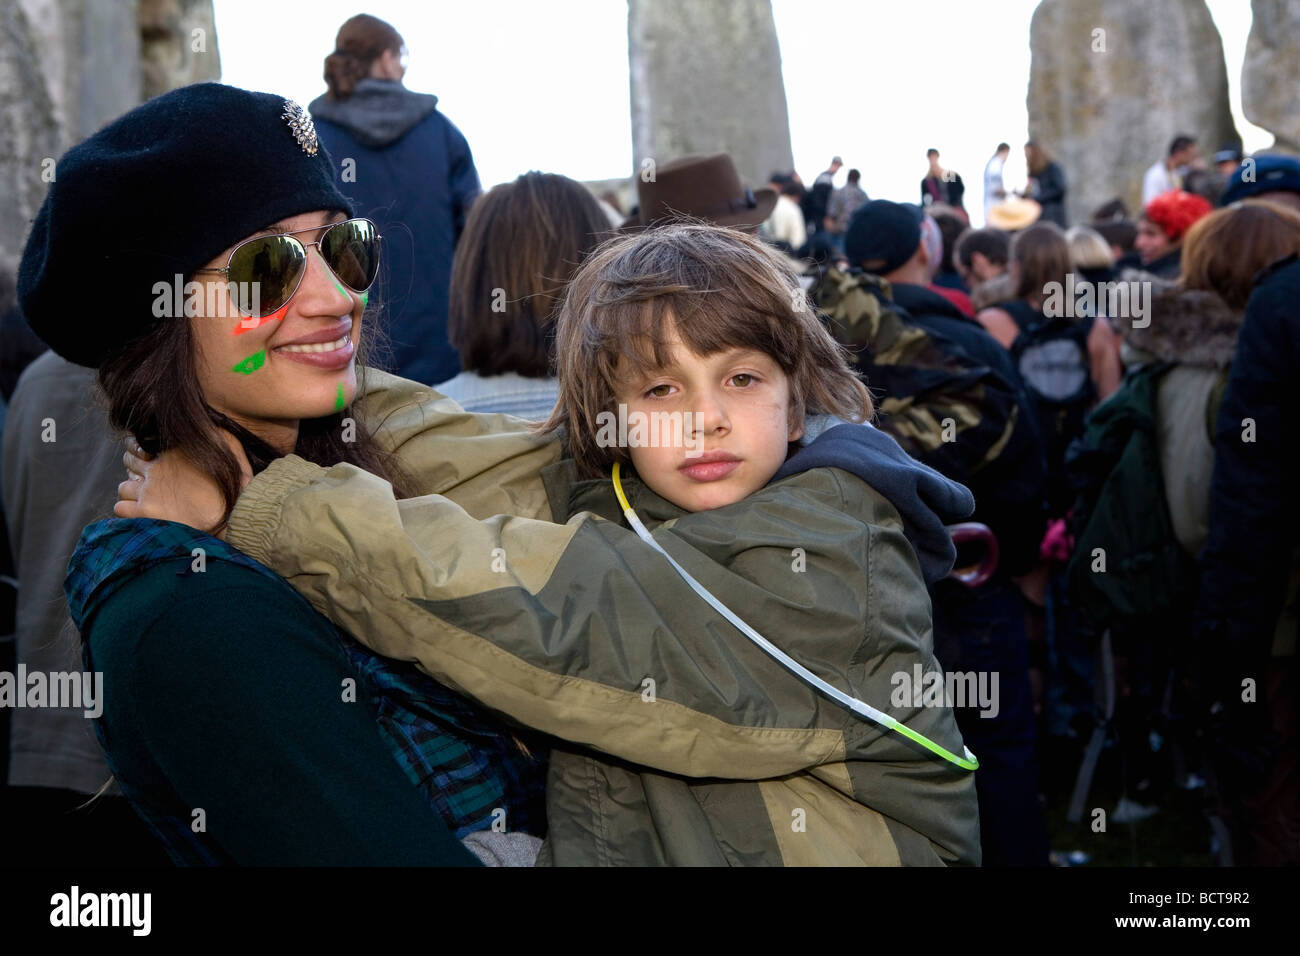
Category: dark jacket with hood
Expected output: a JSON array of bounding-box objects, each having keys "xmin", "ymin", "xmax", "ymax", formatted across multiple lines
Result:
[
  {"xmin": 1197, "ymin": 256, "xmax": 1300, "ymax": 673},
  {"xmin": 310, "ymin": 79, "xmax": 481, "ymax": 386}
]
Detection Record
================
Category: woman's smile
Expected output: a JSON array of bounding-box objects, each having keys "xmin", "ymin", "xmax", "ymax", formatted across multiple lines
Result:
[{"xmin": 272, "ymin": 318, "xmax": 356, "ymax": 368}]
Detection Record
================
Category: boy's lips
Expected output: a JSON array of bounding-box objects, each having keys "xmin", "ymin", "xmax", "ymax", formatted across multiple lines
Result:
[{"xmin": 680, "ymin": 452, "xmax": 741, "ymax": 482}]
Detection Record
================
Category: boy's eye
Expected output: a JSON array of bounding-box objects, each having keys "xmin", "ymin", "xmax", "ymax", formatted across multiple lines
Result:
[
  {"xmin": 730, "ymin": 373, "xmax": 756, "ymax": 387},
  {"xmin": 645, "ymin": 384, "xmax": 673, "ymax": 398}
]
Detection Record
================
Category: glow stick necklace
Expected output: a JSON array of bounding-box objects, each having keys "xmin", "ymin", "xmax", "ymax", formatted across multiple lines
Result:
[{"xmin": 611, "ymin": 462, "xmax": 978, "ymax": 771}]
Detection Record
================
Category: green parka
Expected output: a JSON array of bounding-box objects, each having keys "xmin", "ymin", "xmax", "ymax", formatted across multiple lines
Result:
[{"xmin": 224, "ymin": 370, "xmax": 981, "ymax": 865}]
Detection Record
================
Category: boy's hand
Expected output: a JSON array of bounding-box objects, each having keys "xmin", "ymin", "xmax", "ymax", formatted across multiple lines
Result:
[{"xmin": 115, "ymin": 432, "xmax": 252, "ymax": 537}]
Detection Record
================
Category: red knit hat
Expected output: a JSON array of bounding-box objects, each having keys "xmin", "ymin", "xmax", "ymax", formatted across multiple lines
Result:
[{"xmin": 1142, "ymin": 190, "xmax": 1213, "ymax": 241}]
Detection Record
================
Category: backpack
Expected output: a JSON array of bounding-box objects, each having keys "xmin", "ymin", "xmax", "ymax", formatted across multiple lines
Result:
[
  {"xmin": 998, "ymin": 299, "xmax": 1095, "ymax": 513},
  {"xmin": 812, "ymin": 269, "xmax": 1023, "ymax": 495},
  {"xmin": 1064, "ymin": 363, "xmax": 1197, "ymax": 626}
]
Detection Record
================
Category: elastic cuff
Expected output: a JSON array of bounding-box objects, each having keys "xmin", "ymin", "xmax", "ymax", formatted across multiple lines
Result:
[{"xmin": 225, "ymin": 455, "xmax": 327, "ymax": 566}]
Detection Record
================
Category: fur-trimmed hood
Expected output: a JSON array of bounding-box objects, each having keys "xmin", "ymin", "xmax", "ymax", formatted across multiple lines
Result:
[{"xmin": 1112, "ymin": 270, "xmax": 1242, "ymax": 369}]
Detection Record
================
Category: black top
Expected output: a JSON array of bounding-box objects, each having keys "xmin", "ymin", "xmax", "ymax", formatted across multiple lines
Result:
[
  {"xmin": 1028, "ymin": 162, "xmax": 1067, "ymax": 227},
  {"xmin": 86, "ymin": 557, "xmax": 480, "ymax": 865},
  {"xmin": 921, "ymin": 173, "xmax": 966, "ymax": 210},
  {"xmin": 1197, "ymin": 254, "xmax": 1300, "ymax": 667}
]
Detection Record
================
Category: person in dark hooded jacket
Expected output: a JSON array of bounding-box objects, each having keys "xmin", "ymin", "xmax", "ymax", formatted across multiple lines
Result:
[
  {"xmin": 310, "ymin": 14, "xmax": 481, "ymax": 386},
  {"xmin": 1194, "ymin": 225, "xmax": 1300, "ymax": 867}
]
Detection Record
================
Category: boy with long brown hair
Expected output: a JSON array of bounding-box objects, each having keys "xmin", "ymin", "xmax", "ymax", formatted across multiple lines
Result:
[
  {"xmin": 528, "ymin": 222, "xmax": 982, "ymax": 864},
  {"xmin": 122, "ymin": 221, "xmax": 983, "ymax": 865}
]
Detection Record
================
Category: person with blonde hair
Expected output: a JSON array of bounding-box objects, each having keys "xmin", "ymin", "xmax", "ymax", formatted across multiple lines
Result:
[{"xmin": 1065, "ymin": 225, "xmax": 1117, "ymax": 284}]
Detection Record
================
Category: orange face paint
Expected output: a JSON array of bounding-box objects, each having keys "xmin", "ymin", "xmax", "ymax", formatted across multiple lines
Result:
[{"xmin": 233, "ymin": 303, "xmax": 289, "ymax": 336}]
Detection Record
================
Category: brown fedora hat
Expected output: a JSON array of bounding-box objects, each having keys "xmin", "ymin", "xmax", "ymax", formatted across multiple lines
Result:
[{"xmin": 623, "ymin": 153, "xmax": 778, "ymax": 231}]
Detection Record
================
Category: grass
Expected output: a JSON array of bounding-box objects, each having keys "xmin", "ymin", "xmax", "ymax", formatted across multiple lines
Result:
[{"xmin": 1039, "ymin": 729, "xmax": 1218, "ymax": 867}]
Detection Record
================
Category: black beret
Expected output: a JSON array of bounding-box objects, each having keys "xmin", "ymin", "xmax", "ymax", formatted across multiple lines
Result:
[{"xmin": 18, "ymin": 83, "xmax": 353, "ymax": 368}]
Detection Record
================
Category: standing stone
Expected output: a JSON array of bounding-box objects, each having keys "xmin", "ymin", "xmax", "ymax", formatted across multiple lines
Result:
[
  {"xmin": 628, "ymin": 0, "xmax": 793, "ymax": 192},
  {"xmin": 0, "ymin": 0, "xmax": 62, "ymax": 273},
  {"xmin": 139, "ymin": 0, "xmax": 221, "ymax": 101},
  {"xmin": 1028, "ymin": 0, "xmax": 1238, "ymax": 224},
  {"xmin": 17, "ymin": 0, "xmax": 142, "ymax": 148},
  {"xmin": 1242, "ymin": 0, "xmax": 1300, "ymax": 154},
  {"xmin": 1, "ymin": 0, "xmax": 220, "ymax": 282}
]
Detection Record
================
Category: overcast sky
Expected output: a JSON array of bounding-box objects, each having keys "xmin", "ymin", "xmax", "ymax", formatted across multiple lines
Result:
[{"xmin": 214, "ymin": 0, "xmax": 1267, "ymax": 226}]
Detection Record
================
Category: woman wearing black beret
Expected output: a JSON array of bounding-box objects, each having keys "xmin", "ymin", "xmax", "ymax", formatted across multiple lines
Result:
[
  {"xmin": 59, "ymin": 91, "xmax": 980, "ymax": 868},
  {"xmin": 20, "ymin": 83, "xmax": 547, "ymax": 865}
]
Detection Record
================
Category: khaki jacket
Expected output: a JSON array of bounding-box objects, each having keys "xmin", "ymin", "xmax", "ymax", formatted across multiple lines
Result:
[{"xmin": 225, "ymin": 370, "xmax": 981, "ymax": 865}]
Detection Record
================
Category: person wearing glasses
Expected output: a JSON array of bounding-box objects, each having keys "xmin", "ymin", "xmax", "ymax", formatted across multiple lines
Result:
[
  {"xmin": 66, "ymin": 89, "xmax": 980, "ymax": 868},
  {"xmin": 310, "ymin": 13, "xmax": 481, "ymax": 387},
  {"xmin": 18, "ymin": 84, "xmax": 545, "ymax": 866}
]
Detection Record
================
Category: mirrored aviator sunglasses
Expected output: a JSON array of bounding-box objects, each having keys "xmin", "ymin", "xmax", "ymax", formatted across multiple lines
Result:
[{"xmin": 196, "ymin": 218, "xmax": 382, "ymax": 317}]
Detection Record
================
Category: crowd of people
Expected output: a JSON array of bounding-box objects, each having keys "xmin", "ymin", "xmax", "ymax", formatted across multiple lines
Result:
[{"xmin": 1, "ymin": 13, "xmax": 1296, "ymax": 868}]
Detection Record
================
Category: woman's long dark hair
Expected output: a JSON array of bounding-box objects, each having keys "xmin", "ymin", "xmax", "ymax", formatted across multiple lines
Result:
[{"xmin": 98, "ymin": 310, "xmax": 415, "ymax": 532}]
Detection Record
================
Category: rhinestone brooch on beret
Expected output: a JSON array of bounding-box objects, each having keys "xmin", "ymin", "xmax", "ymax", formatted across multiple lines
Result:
[{"xmin": 281, "ymin": 99, "xmax": 318, "ymax": 156}]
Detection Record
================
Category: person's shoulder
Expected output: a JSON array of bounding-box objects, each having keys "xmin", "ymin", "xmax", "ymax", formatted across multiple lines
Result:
[
  {"xmin": 421, "ymin": 105, "xmax": 471, "ymax": 142},
  {"xmin": 11, "ymin": 349, "xmax": 91, "ymax": 399},
  {"xmin": 772, "ymin": 429, "xmax": 934, "ymax": 519},
  {"xmin": 767, "ymin": 467, "xmax": 930, "ymax": 580},
  {"xmin": 1240, "ymin": 254, "xmax": 1300, "ymax": 342},
  {"xmin": 359, "ymin": 366, "xmax": 493, "ymax": 437},
  {"xmin": 738, "ymin": 467, "xmax": 904, "ymax": 562},
  {"xmin": 1251, "ymin": 253, "xmax": 1300, "ymax": 293},
  {"xmin": 920, "ymin": 310, "xmax": 1003, "ymax": 356},
  {"xmin": 976, "ymin": 303, "xmax": 1014, "ymax": 323},
  {"xmin": 6, "ymin": 351, "xmax": 108, "ymax": 456},
  {"xmin": 87, "ymin": 556, "xmax": 334, "ymax": 697}
]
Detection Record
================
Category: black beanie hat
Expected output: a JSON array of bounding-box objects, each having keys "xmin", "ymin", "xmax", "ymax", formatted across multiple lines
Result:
[
  {"xmin": 845, "ymin": 200, "xmax": 925, "ymax": 274},
  {"xmin": 18, "ymin": 82, "xmax": 353, "ymax": 368}
]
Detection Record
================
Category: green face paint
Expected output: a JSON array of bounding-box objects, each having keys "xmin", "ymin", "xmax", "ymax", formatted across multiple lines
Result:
[
  {"xmin": 231, "ymin": 349, "xmax": 266, "ymax": 375},
  {"xmin": 332, "ymin": 277, "xmax": 350, "ymax": 301},
  {"xmin": 360, "ymin": 290, "xmax": 369, "ymax": 308},
  {"xmin": 335, "ymin": 382, "xmax": 346, "ymax": 412}
]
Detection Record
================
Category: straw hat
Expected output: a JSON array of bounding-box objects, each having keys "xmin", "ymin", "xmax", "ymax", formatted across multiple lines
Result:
[{"xmin": 986, "ymin": 196, "xmax": 1042, "ymax": 232}]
